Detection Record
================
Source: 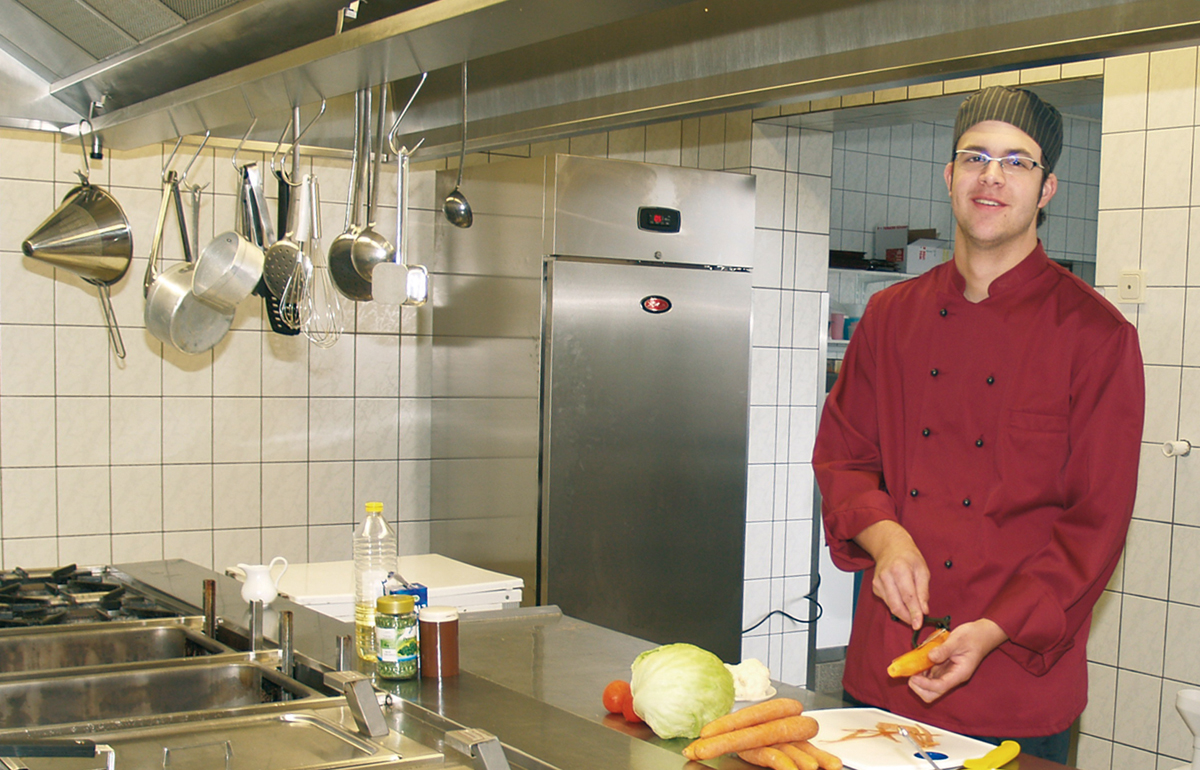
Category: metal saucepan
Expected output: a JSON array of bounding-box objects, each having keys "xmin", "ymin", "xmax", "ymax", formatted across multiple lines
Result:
[
  {"xmin": 192, "ymin": 150, "xmax": 266, "ymax": 311},
  {"xmin": 192, "ymin": 229, "xmax": 264, "ymax": 312},
  {"xmin": 329, "ymin": 87, "xmax": 374, "ymax": 301},
  {"xmin": 143, "ymin": 172, "xmax": 234, "ymax": 354}
]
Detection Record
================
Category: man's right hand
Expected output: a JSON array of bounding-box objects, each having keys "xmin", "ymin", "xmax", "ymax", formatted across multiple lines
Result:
[{"xmin": 853, "ymin": 520, "xmax": 930, "ymax": 629}]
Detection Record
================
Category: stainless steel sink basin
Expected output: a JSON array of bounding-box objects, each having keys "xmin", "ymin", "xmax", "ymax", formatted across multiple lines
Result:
[
  {"xmin": 0, "ymin": 702, "xmax": 447, "ymax": 770},
  {"xmin": 0, "ymin": 618, "xmax": 230, "ymax": 674},
  {"xmin": 0, "ymin": 656, "xmax": 321, "ymax": 729}
]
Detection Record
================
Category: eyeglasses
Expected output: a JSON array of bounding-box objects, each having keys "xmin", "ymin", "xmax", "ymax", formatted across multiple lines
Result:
[{"xmin": 954, "ymin": 149, "xmax": 1043, "ymax": 174}]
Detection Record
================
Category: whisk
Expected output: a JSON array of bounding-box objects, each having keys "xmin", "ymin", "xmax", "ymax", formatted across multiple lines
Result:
[
  {"xmin": 303, "ymin": 237, "xmax": 345, "ymax": 348},
  {"xmin": 280, "ymin": 251, "xmax": 310, "ymax": 330},
  {"xmin": 295, "ymin": 175, "xmax": 343, "ymax": 346},
  {"xmin": 279, "ymin": 174, "xmax": 316, "ymax": 330}
]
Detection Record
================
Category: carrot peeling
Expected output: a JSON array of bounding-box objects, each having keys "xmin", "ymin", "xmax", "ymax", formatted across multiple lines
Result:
[
  {"xmin": 682, "ymin": 715, "xmax": 819, "ymax": 761},
  {"xmin": 738, "ymin": 747, "xmax": 799, "ymax": 770},
  {"xmin": 887, "ymin": 628, "xmax": 949, "ymax": 678},
  {"xmin": 700, "ymin": 698, "xmax": 805, "ymax": 738}
]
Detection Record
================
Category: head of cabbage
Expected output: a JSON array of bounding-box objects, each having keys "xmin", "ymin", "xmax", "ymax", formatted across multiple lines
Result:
[{"xmin": 629, "ymin": 643, "xmax": 735, "ymax": 739}]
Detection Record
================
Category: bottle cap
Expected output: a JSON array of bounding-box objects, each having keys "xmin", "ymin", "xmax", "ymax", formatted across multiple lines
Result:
[
  {"xmin": 419, "ymin": 605, "xmax": 459, "ymax": 622},
  {"xmin": 365, "ymin": 501, "xmax": 383, "ymax": 514},
  {"xmin": 377, "ymin": 594, "xmax": 415, "ymax": 613}
]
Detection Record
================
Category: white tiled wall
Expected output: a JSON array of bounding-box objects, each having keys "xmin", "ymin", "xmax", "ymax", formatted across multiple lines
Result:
[
  {"xmin": 829, "ymin": 114, "xmax": 1101, "ymax": 281},
  {"xmin": 741, "ymin": 120, "xmax": 831, "ymax": 685},
  {"xmin": 0, "ymin": 127, "xmax": 437, "ymax": 572},
  {"xmin": 1081, "ymin": 47, "xmax": 1200, "ymax": 770}
]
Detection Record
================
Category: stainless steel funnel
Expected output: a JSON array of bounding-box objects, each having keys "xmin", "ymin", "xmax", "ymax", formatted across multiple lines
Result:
[
  {"xmin": 22, "ymin": 182, "xmax": 133, "ymax": 359},
  {"xmin": 22, "ymin": 184, "xmax": 132, "ymax": 284}
]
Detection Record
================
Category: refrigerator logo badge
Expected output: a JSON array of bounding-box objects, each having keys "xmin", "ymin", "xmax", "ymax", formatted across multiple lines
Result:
[{"xmin": 641, "ymin": 295, "xmax": 672, "ymax": 314}]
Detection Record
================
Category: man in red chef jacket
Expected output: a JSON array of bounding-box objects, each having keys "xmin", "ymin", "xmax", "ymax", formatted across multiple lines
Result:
[{"xmin": 812, "ymin": 86, "xmax": 1145, "ymax": 763}]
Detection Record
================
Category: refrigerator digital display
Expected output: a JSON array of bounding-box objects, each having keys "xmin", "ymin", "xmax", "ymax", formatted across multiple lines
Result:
[{"xmin": 637, "ymin": 206, "xmax": 681, "ymax": 233}]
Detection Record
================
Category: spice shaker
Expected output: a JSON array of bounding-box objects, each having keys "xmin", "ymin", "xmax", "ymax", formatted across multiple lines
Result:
[
  {"xmin": 375, "ymin": 594, "xmax": 418, "ymax": 679},
  {"xmin": 419, "ymin": 605, "xmax": 459, "ymax": 677}
]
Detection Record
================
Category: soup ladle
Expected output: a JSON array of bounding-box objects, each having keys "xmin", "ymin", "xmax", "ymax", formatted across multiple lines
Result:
[{"xmin": 444, "ymin": 60, "xmax": 473, "ymax": 228}]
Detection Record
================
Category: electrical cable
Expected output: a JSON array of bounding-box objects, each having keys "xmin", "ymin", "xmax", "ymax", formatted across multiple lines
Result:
[{"xmin": 741, "ymin": 573, "xmax": 824, "ymax": 634}]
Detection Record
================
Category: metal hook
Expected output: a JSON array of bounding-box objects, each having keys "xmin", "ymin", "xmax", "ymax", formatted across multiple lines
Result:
[
  {"xmin": 271, "ymin": 100, "xmax": 327, "ymax": 185},
  {"xmin": 269, "ymin": 118, "xmax": 293, "ymax": 177},
  {"xmin": 231, "ymin": 92, "xmax": 259, "ymax": 170},
  {"xmin": 162, "ymin": 135, "xmax": 185, "ymax": 183},
  {"xmin": 75, "ymin": 118, "xmax": 94, "ymax": 184},
  {"xmin": 387, "ymin": 72, "xmax": 428, "ymax": 155},
  {"xmin": 231, "ymin": 117, "xmax": 258, "ymax": 170},
  {"xmin": 178, "ymin": 130, "xmax": 211, "ymax": 187}
]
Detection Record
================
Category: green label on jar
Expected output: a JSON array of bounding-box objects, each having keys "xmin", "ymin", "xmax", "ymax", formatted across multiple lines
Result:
[{"xmin": 376, "ymin": 618, "xmax": 418, "ymax": 679}]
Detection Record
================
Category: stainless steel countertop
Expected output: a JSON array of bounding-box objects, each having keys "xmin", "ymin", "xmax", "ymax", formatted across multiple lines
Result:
[{"xmin": 116, "ymin": 560, "xmax": 1073, "ymax": 770}]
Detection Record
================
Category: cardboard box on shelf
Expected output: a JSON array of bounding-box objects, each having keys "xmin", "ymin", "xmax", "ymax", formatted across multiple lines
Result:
[
  {"xmin": 903, "ymin": 239, "xmax": 952, "ymax": 275},
  {"xmin": 874, "ymin": 226, "xmax": 908, "ymax": 265}
]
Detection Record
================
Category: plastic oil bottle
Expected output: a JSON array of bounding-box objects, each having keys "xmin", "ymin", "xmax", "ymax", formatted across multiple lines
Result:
[{"xmin": 354, "ymin": 501, "xmax": 396, "ymax": 660}]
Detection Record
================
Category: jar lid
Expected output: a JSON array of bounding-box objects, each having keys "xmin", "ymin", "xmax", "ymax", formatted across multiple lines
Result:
[
  {"xmin": 377, "ymin": 594, "xmax": 415, "ymax": 613},
  {"xmin": 419, "ymin": 605, "xmax": 459, "ymax": 622}
]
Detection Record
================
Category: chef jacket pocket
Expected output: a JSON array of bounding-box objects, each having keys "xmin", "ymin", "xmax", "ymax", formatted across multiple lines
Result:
[{"xmin": 996, "ymin": 408, "xmax": 1070, "ymax": 511}]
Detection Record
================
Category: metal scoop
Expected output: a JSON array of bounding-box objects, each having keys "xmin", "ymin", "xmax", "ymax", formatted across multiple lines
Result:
[{"xmin": 444, "ymin": 60, "xmax": 473, "ymax": 228}]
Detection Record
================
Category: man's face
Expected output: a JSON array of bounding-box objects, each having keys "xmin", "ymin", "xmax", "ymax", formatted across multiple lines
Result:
[{"xmin": 943, "ymin": 120, "xmax": 1057, "ymax": 252}]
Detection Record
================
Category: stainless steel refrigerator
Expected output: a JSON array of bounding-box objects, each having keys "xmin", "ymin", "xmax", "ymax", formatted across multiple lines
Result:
[{"xmin": 432, "ymin": 154, "xmax": 755, "ymax": 662}]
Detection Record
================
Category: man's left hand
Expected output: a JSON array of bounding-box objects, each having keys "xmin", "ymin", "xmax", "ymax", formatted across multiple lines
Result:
[{"xmin": 906, "ymin": 618, "xmax": 1008, "ymax": 702}]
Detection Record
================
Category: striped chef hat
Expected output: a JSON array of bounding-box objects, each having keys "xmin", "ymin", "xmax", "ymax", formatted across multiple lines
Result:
[{"xmin": 953, "ymin": 86, "xmax": 1063, "ymax": 173}]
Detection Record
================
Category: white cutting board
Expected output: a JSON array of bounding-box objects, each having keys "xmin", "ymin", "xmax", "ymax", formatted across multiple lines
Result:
[{"xmin": 806, "ymin": 708, "xmax": 996, "ymax": 770}]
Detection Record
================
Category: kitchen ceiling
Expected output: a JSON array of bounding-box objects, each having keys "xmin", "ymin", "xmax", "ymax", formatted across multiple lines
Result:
[{"xmin": 0, "ymin": 0, "xmax": 1193, "ymax": 157}]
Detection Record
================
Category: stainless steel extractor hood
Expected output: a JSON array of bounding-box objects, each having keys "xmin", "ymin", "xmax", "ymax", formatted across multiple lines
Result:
[{"xmin": 1, "ymin": 0, "xmax": 1200, "ymax": 157}]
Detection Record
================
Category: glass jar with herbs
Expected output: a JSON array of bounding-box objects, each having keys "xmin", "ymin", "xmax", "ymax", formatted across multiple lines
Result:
[{"xmin": 375, "ymin": 593, "xmax": 418, "ymax": 679}]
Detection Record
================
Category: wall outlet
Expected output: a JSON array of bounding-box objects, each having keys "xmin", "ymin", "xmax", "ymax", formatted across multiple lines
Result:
[{"xmin": 1117, "ymin": 269, "xmax": 1146, "ymax": 303}]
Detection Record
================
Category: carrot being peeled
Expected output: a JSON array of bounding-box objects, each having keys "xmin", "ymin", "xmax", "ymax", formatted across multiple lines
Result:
[
  {"xmin": 682, "ymin": 715, "xmax": 819, "ymax": 761},
  {"xmin": 774, "ymin": 743, "xmax": 819, "ymax": 770},
  {"xmin": 738, "ymin": 747, "xmax": 799, "ymax": 770},
  {"xmin": 793, "ymin": 740, "xmax": 843, "ymax": 770},
  {"xmin": 886, "ymin": 628, "xmax": 949, "ymax": 678},
  {"xmin": 700, "ymin": 698, "xmax": 804, "ymax": 738}
]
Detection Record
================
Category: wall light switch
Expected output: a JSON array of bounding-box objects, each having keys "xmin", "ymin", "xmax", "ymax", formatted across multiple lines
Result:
[{"xmin": 1117, "ymin": 269, "xmax": 1146, "ymax": 304}]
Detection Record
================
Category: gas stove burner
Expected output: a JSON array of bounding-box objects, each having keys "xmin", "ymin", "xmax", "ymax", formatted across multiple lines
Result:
[{"xmin": 0, "ymin": 565, "xmax": 187, "ymax": 626}]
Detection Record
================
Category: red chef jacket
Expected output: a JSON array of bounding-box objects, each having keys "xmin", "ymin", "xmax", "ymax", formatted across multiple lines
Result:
[{"xmin": 813, "ymin": 243, "xmax": 1144, "ymax": 737}]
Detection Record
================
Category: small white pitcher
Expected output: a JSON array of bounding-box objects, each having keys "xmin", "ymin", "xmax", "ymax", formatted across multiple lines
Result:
[{"xmin": 237, "ymin": 556, "xmax": 288, "ymax": 606}]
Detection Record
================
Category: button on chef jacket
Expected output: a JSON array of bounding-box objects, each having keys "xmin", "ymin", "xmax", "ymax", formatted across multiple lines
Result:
[{"xmin": 813, "ymin": 243, "xmax": 1144, "ymax": 738}]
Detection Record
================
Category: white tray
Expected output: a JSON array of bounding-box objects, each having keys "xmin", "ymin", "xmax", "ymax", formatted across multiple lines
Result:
[{"xmin": 806, "ymin": 707, "xmax": 995, "ymax": 770}]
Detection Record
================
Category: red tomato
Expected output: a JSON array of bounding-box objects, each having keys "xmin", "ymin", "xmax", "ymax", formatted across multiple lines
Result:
[
  {"xmin": 602, "ymin": 680, "xmax": 631, "ymax": 714},
  {"xmin": 621, "ymin": 692, "xmax": 643, "ymax": 724}
]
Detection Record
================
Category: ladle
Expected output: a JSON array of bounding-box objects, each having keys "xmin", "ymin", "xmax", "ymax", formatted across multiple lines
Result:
[
  {"xmin": 328, "ymin": 87, "xmax": 373, "ymax": 301},
  {"xmin": 350, "ymin": 82, "xmax": 395, "ymax": 283},
  {"xmin": 443, "ymin": 60, "xmax": 473, "ymax": 228}
]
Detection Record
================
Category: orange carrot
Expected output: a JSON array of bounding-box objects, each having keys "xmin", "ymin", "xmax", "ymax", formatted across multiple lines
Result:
[
  {"xmin": 682, "ymin": 715, "xmax": 819, "ymax": 760},
  {"xmin": 700, "ymin": 698, "xmax": 805, "ymax": 738},
  {"xmin": 738, "ymin": 747, "xmax": 799, "ymax": 770},
  {"xmin": 887, "ymin": 628, "xmax": 949, "ymax": 678},
  {"xmin": 794, "ymin": 740, "xmax": 843, "ymax": 770},
  {"xmin": 774, "ymin": 743, "xmax": 819, "ymax": 770}
]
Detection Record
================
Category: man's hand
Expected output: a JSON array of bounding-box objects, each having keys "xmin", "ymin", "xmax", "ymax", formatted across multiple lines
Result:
[
  {"xmin": 907, "ymin": 618, "xmax": 1008, "ymax": 702},
  {"xmin": 854, "ymin": 520, "xmax": 929, "ymax": 629}
]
